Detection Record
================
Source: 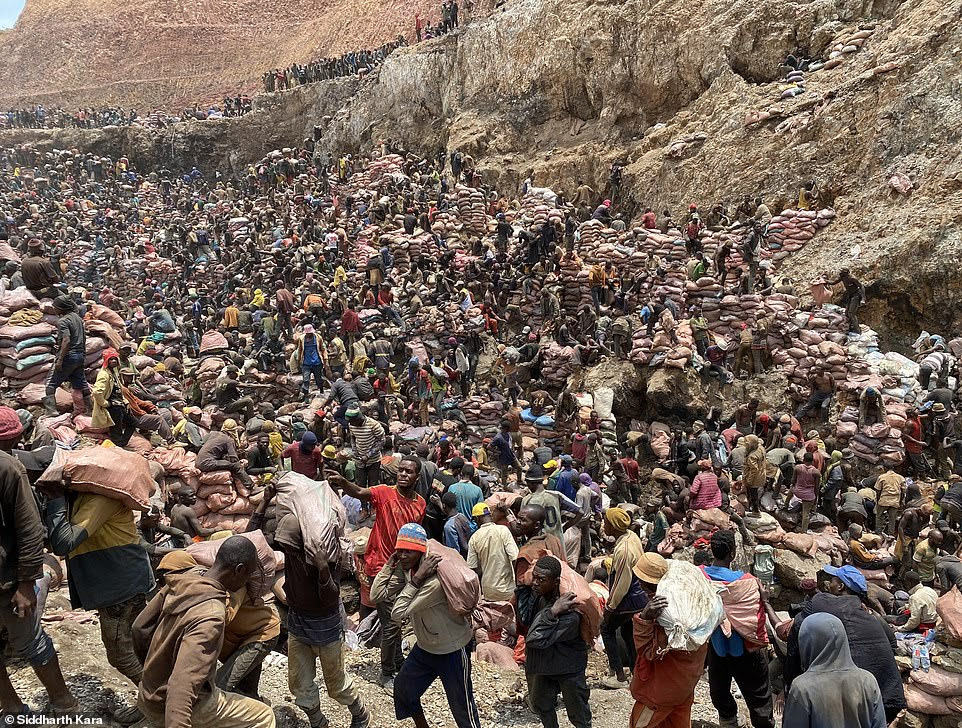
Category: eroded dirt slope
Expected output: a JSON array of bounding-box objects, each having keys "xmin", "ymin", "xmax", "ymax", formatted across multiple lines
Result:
[{"xmin": 0, "ymin": 0, "xmax": 437, "ymax": 109}]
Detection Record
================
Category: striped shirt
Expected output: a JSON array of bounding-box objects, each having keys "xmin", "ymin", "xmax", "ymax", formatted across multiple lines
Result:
[{"xmin": 350, "ymin": 416, "xmax": 385, "ymax": 465}]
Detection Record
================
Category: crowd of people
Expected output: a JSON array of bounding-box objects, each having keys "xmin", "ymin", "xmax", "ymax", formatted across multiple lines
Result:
[
  {"xmin": 262, "ymin": 39, "xmax": 407, "ymax": 93},
  {"xmin": 262, "ymin": 0, "xmax": 468, "ymax": 94},
  {"xmin": 1, "ymin": 101, "xmax": 254, "ymax": 131},
  {"xmin": 0, "ymin": 134, "xmax": 961, "ymax": 728},
  {"xmin": 414, "ymin": 0, "xmax": 461, "ymax": 42}
]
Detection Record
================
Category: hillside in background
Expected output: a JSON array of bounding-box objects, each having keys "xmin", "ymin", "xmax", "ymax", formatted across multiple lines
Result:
[
  {"xmin": 1, "ymin": 0, "xmax": 961, "ymax": 342},
  {"xmin": 0, "ymin": 0, "xmax": 440, "ymax": 109}
]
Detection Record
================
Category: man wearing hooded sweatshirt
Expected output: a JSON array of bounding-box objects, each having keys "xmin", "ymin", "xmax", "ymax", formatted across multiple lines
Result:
[
  {"xmin": 783, "ymin": 613, "xmax": 885, "ymax": 728},
  {"xmin": 784, "ymin": 565, "xmax": 905, "ymax": 722},
  {"xmin": 132, "ymin": 536, "xmax": 275, "ymax": 728}
]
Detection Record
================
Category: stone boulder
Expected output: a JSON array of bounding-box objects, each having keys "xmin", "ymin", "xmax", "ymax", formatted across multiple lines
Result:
[{"xmin": 773, "ymin": 547, "xmax": 830, "ymax": 590}]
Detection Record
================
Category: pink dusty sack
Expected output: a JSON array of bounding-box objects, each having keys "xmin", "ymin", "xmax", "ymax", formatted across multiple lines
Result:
[
  {"xmin": 427, "ymin": 539, "xmax": 481, "ymax": 617},
  {"xmin": 274, "ymin": 471, "xmax": 346, "ymax": 563},
  {"xmin": 38, "ymin": 445, "xmax": 155, "ymax": 511},
  {"xmin": 937, "ymin": 587, "xmax": 962, "ymax": 643},
  {"xmin": 187, "ymin": 530, "xmax": 276, "ymax": 597}
]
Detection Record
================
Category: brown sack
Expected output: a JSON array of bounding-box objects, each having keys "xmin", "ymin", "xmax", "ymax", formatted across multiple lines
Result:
[
  {"xmin": 910, "ymin": 666, "xmax": 962, "ymax": 697},
  {"xmin": 904, "ymin": 684, "xmax": 952, "ymax": 715},
  {"xmin": 188, "ymin": 529, "xmax": 276, "ymax": 597},
  {"xmin": 938, "ymin": 588, "xmax": 962, "ymax": 643},
  {"xmin": 38, "ymin": 445, "xmax": 155, "ymax": 511},
  {"xmin": 427, "ymin": 539, "xmax": 481, "ymax": 617}
]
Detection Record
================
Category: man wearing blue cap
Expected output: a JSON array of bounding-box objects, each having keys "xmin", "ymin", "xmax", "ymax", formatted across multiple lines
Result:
[{"xmin": 784, "ymin": 565, "xmax": 906, "ymax": 723}]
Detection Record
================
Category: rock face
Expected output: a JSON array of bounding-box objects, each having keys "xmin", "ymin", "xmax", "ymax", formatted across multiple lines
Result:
[
  {"xmin": 0, "ymin": 79, "xmax": 360, "ymax": 172},
  {"xmin": 773, "ymin": 548, "xmax": 831, "ymax": 590},
  {"xmin": 3, "ymin": 0, "xmax": 962, "ymax": 338}
]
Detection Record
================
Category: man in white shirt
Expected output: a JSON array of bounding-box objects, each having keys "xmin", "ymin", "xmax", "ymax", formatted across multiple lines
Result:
[
  {"xmin": 887, "ymin": 570, "xmax": 938, "ymax": 632},
  {"xmin": 466, "ymin": 503, "xmax": 519, "ymax": 602}
]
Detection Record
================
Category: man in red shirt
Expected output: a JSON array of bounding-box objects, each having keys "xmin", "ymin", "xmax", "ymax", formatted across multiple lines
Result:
[
  {"xmin": 902, "ymin": 407, "xmax": 930, "ymax": 478},
  {"xmin": 377, "ymin": 283, "xmax": 404, "ymax": 328},
  {"xmin": 330, "ymin": 456, "xmax": 426, "ymax": 693},
  {"xmin": 281, "ymin": 431, "xmax": 325, "ymax": 480},
  {"xmin": 341, "ymin": 301, "xmax": 362, "ymax": 353}
]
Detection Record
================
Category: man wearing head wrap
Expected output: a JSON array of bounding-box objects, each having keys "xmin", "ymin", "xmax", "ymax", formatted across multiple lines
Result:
[
  {"xmin": 783, "ymin": 613, "xmax": 886, "ymax": 728},
  {"xmin": 173, "ymin": 407, "xmax": 207, "ymax": 452},
  {"xmin": 44, "ymin": 295, "xmax": 91, "ymax": 415},
  {"xmin": 195, "ymin": 420, "xmax": 253, "ymax": 487},
  {"xmin": 599, "ymin": 506, "xmax": 644, "ymax": 690},
  {"xmin": 91, "ymin": 348, "xmax": 138, "ymax": 447}
]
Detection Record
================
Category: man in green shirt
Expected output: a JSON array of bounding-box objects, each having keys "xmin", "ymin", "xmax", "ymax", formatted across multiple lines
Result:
[
  {"xmin": 913, "ymin": 529, "xmax": 943, "ymax": 583},
  {"xmin": 521, "ymin": 466, "xmax": 582, "ymax": 545},
  {"xmin": 644, "ymin": 497, "xmax": 668, "ymax": 552}
]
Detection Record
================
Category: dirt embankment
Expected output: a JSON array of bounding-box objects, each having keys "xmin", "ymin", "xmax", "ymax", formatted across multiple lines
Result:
[{"xmin": 0, "ymin": 0, "xmax": 439, "ymax": 110}]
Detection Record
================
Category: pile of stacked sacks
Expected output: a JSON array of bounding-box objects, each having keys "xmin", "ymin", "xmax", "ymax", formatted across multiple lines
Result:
[
  {"xmin": 541, "ymin": 342, "xmax": 580, "ymax": 386},
  {"xmin": 455, "ymin": 185, "xmax": 487, "ymax": 236},
  {"xmin": 148, "ymin": 441, "xmax": 261, "ymax": 534},
  {"xmin": 0, "ymin": 289, "xmax": 58, "ymax": 389},
  {"xmin": 628, "ymin": 320, "xmax": 695, "ymax": 368},
  {"xmin": 0, "ymin": 292, "xmax": 126, "ymax": 395},
  {"xmin": 558, "ymin": 253, "xmax": 591, "ymax": 316},
  {"xmin": 406, "ymin": 302, "xmax": 485, "ymax": 338},
  {"xmin": 347, "ymin": 154, "xmax": 404, "ymax": 190},
  {"xmin": 821, "ymin": 26, "xmax": 876, "ymax": 71},
  {"xmin": 898, "ymin": 587, "xmax": 962, "ymax": 722},
  {"xmin": 192, "ymin": 466, "xmax": 260, "ymax": 534},
  {"xmin": 379, "ymin": 230, "xmax": 439, "ymax": 272},
  {"xmin": 459, "ymin": 393, "xmax": 506, "ymax": 437}
]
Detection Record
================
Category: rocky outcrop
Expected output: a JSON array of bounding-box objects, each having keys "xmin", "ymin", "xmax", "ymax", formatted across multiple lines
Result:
[
  {"xmin": 0, "ymin": 79, "xmax": 359, "ymax": 173},
  {"xmin": 314, "ymin": 0, "xmax": 962, "ymax": 339}
]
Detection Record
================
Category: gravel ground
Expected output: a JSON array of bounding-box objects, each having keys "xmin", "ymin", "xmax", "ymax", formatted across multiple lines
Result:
[{"xmin": 8, "ymin": 594, "xmax": 749, "ymax": 727}]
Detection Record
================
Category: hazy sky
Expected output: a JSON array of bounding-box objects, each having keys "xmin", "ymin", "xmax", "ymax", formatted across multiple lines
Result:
[{"xmin": 0, "ymin": 0, "xmax": 25, "ymax": 29}]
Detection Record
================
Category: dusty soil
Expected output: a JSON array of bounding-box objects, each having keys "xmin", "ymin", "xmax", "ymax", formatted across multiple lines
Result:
[{"xmin": 7, "ymin": 588, "xmax": 749, "ymax": 727}]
